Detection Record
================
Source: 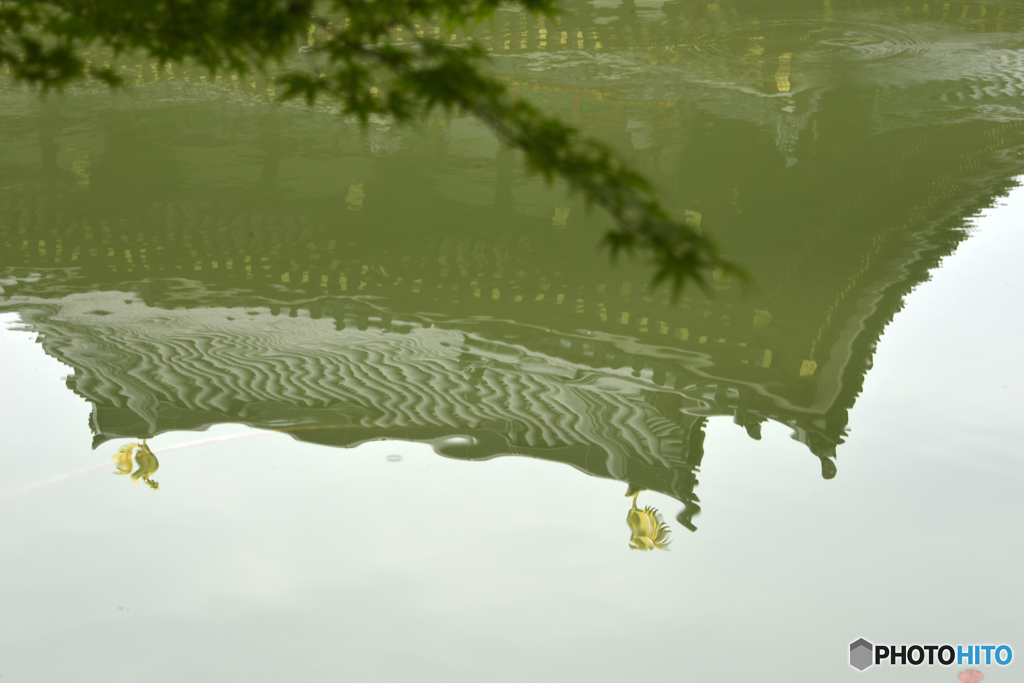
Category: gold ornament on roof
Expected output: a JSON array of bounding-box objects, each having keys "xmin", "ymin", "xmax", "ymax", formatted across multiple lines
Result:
[
  {"xmin": 111, "ymin": 440, "xmax": 159, "ymax": 490},
  {"xmin": 626, "ymin": 489, "xmax": 671, "ymax": 552}
]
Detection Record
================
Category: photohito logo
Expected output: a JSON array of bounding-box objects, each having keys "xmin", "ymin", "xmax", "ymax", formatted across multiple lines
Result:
[{"xmin": 849, "ymin": 639, "xmax": 1013, "ymax": 671}]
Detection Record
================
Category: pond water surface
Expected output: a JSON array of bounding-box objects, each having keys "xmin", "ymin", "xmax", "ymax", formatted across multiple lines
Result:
[{"xmin": 2, "ymin": 1, "xmax": 1023, "ymax": 680}]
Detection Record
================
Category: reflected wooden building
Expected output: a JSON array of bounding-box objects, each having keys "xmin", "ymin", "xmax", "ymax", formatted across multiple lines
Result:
[{"xmin": 2, "ymin": 0, "xmax": 1023, "ymax": 529}]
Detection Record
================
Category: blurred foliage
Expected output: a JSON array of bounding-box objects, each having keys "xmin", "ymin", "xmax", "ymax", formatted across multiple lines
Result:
[{"xmin": 0, "ymin": 0, "xmax": 742, "ymax": 294}]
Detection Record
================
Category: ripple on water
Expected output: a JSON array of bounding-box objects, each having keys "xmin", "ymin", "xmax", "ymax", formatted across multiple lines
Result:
[{"xmin": 689, "ymin": 20, "xmax": 928, "ymax": 68}]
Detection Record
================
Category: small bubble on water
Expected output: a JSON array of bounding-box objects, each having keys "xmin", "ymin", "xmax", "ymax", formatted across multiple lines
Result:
[{"xmin": 386, "ymin": 454, "xmax": 402, "ymax": 462}]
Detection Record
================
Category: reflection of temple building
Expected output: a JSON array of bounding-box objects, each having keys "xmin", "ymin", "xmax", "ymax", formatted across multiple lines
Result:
[
  {"xmin": 9, "ymin": 290, "xmax": 710, "ymax": 528},
  {"xmin": 2, "ymin": 0, "xmax": 1024, "ymax": 529}
]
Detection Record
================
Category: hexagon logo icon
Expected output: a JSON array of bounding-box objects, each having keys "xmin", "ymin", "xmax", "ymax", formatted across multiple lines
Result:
[{"xmin": 850, "ymin": 638, "xmax": 874, "ymax": 671}]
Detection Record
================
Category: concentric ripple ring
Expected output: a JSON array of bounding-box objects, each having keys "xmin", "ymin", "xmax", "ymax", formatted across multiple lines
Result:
[{"xmin": 688, "ymin": 20, "xmax": 929, "ymax": 68}]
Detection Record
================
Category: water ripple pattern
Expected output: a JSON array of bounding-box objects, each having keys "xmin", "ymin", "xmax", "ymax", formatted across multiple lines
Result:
[
  {"xmin": 689, "ymin": 19, "xmax": 928, "ymax": 68},
  {"xmin": 16, "ymin": 292, "xmax": 696, "ymax": 476}
]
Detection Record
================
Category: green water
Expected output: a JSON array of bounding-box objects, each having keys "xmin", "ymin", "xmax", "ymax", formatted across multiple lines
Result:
[{"xmin": 2, "ymin": 1, "xmax": 1023, "ymax": 680}]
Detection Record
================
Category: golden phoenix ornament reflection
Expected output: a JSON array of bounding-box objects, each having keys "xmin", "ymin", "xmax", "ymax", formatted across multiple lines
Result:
[
  {"xmin": 626, "ymin": 489, "xmax": 671, "ymax": 551},
  {"xmin": 111, "ymin": 440, "xmax": 159, "ymax": 490}
]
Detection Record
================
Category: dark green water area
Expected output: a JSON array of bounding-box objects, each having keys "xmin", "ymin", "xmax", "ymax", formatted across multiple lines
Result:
[{"xmin": 2, "ymin": 1, "xmax": 1023, "ymax": 680}]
